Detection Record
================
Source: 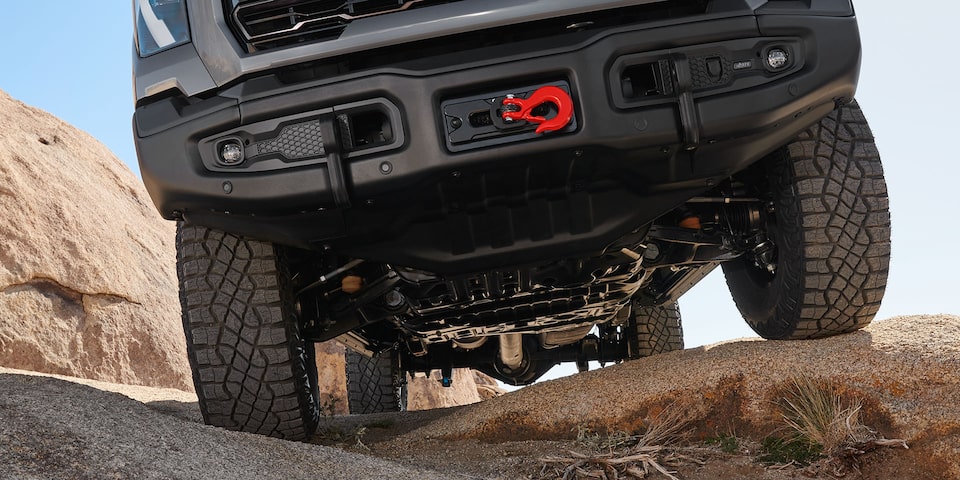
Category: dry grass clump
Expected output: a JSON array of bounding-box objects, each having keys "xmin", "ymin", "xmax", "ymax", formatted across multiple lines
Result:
[
  {"xmin": 774, "ymin": 375, "xmax": 907, "ymax": 476},
  {"xmin": 780, "ymin": 375, "xmax": 871, "ymax": 454},
  {"xmin": 315, "ymin": 425, "xmax": 369, "ymax": 450},
  {"xmin": 536, "ymin": 376, "xmax": 910, "ymax": 479},
  {"xmin": 538, "ymin": 403, "xmax": 703, "ymax": 480}
]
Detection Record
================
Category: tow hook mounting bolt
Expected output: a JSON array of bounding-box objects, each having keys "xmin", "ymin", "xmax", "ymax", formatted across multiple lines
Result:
[{"xmin": 503, "ymin": 96, "xmax": 517, "ymax": 123}]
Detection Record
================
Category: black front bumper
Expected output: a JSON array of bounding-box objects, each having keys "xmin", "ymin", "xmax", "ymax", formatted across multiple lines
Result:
[{"xmin": 134, "ymin": 10, "xmax": 861, "ymax": 273}]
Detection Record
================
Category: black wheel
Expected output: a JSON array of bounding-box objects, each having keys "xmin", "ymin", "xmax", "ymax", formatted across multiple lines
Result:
[
  {"xmin": 722, "ymin": 101, "xmax": 890, "ymax": 340},
  {"xmin": 628, "ymin": 302, "xmax": 684, "ymax": 359},
  {"xmin": 345, "ymin": 350, "xmax": 406, "ymax": 414},
  {"xmin": 176, "ymin": 223, "xmax": 320, "ymax": 440}
]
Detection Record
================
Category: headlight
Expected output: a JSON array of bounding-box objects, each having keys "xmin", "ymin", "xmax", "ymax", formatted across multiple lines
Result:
[{"xmin": 135, "ymin": 0, "xmax": 190, "ymax": 57}]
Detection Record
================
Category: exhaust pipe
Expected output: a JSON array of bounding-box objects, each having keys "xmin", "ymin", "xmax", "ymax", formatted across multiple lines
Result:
[{"xmin": 498, "ymin": 333, "xmax": 524, "ymax": 370}]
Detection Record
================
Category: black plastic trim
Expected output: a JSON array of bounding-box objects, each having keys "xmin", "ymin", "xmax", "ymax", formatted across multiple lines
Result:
[
  {"xmin": 199, "ymin": 108, "xmax": 332, "ymax": 173},
  {"xmin": 319, "ymin": 117, "xmax": 350, "ymax": 208},
  {"xmin": 134, "ymin": 11, "xmax": 861, "ymax": 273},
  {"xmin": 672, "ymin": 54, "xmax": 701, "ymax": 150}
]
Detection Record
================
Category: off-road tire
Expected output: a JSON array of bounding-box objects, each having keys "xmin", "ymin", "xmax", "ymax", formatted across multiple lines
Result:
[
  {"xmin": 176, "ymin": 223, "xmax": 320, "ymax": 439},
  {"xmin": 629, "ymin": 302, "xmax": 684, "ymax": 358},
  {"xmin": 346, "ymin": 350, "xmax": 406, "ymax": 414},
  {"xmin": 722, "ymin": 101, "xmax": 890, "ymax": 340}
]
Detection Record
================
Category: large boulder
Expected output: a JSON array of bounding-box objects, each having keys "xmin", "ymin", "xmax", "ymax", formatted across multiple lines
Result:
[
  {"xmin": 0, "ymin": 90, "xmax": 192, "ymax": 390},
  {"xmin": 314, "ymin": 340, "xmax": 503, "ymax": 413},
  {"xmin": 0, "ymin": 89, "xmax": 501, "ymax": 406},
  {"xmin": 413, "ymin": 314, "xmax": 960, "ymax": 478},
  {"xmin": 314, "ymin": 341, "xmax": 350, "ymax": 415},
  {"xmin": 407, "ymin": 369, "xmax": 483, "ymax": 411}
]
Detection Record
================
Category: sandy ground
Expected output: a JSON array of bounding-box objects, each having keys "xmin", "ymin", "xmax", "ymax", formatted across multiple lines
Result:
[{"xmin": 1, "ymin": 314, "xmax": 957, "ymax": 479}]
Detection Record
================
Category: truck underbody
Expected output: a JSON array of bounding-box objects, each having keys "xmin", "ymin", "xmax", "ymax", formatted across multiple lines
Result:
[{"xmin": 135, "ymin": 0, "xmax": 889, "ymax": 438}]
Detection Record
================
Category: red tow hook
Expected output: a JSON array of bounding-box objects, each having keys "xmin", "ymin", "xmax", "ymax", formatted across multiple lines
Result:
[{"xmin": 501, "ymin": 86, "xmax": 574, "ymax": 135}]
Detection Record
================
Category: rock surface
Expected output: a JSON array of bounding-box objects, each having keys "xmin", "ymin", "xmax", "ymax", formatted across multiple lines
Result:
[
  {"xmin": 473, "ymin": 370, "xmax": 508, "ymax": 400},
  {"xmin": 0, "ymin": 367, "xmax": 444, "ymax": 480},
  {"xmin": 403, "ymin": 314, "xmax": 960, "ymax": 479},
  {"xmin": 407, "ymin": 368, "xmax": 483, "ymax": 411},
  {"xmin": 0, "ymin": 90, "xmax": 191, "ymax": 390},
  {"xmin": 2, "ymin": 315, "xmax": 955, "ymax": 479},
  {"xmin": 314, "ymin": 341, "xmax": 350, "ymax": 415}
]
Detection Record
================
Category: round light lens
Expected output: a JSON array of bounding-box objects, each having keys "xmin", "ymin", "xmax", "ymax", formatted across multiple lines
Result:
[
  {"xmin": 766, "ymin": 48, "xmax": 789, "ymax": 70},
  {"xmin": 219, "ymin": 142, "xmax": 244, "ymax": 165}
]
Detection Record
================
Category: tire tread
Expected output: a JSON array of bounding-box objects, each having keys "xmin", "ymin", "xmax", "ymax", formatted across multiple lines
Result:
[
  {"xmin": 631, "ymin": 302, "xmax": 684, "ymax": 358},
  {"xmin": 724, "ymin": 101, "xmax": 890, "ymax": 339},
  {"xmin": 345, "ymin": 351, "xmax": 405, "ymax": 414},
  {"xmin": 177, "ymin": 224, "xmax": 319, "ymax": 439}
]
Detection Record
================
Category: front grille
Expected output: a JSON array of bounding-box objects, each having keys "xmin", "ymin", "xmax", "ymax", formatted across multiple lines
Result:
[{"xmin": 228, "ymin": 0, "xmax": 459, "ymax": 52}]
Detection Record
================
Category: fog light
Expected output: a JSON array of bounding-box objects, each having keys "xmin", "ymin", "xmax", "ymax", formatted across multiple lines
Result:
[
  {"xmin": 219, "ymin": 141, "xmax": 244, "ymax": 165},
  {"xmin": 766, "ymin": 48, "xmax": 789, "ymax": 70}
]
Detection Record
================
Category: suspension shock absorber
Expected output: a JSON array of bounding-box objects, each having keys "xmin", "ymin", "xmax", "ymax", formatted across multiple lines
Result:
[{"xmin": 724, "ymin": 204, "xmax": 763, "ymax": 235}]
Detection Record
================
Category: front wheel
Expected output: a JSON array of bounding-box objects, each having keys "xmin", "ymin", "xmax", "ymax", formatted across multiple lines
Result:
[
  {"xmin": 177, "ymin": 224, "xmax": 320, "ymax": 439},
  {"xmin": 722, "ymin": 101, "xmax": 890, "ymax": 340}
]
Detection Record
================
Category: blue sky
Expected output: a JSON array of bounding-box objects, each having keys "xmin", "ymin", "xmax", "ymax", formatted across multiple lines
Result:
[
  {"xmin": 1, "ymin": 6, "xmax": 135, "ymax": 172},
  {"xmin": 0, "ymin": 2, "xmax": 956, "ymax": 363}
]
